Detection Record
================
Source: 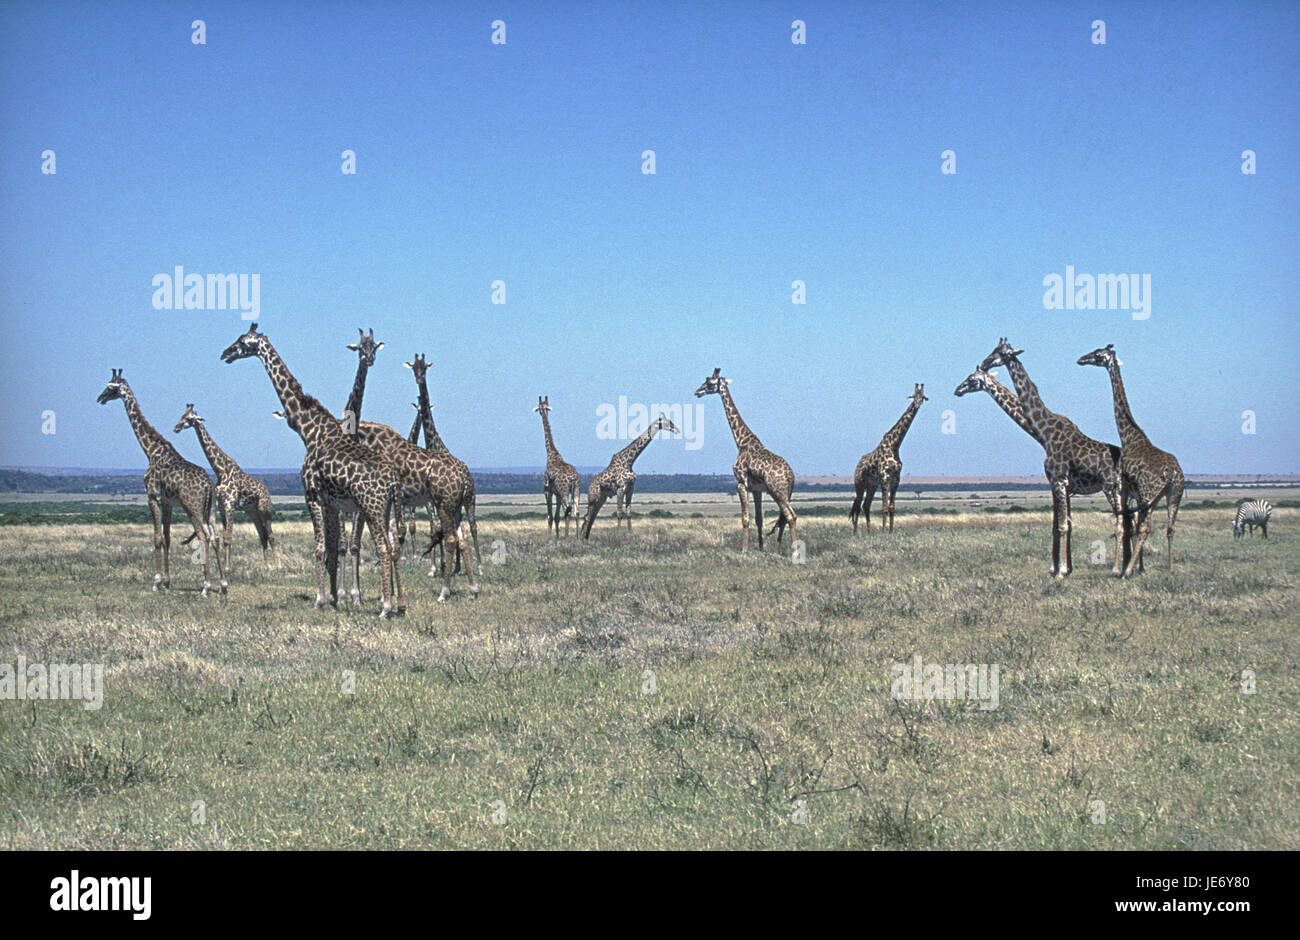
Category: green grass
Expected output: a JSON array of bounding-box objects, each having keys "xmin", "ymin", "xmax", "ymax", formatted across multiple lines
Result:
[{"xmin": 0, "ymin": 507, "xmax": 1295, "ymax": 849}]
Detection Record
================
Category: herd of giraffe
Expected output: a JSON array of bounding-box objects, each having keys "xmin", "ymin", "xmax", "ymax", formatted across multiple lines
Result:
[{"xmin": 95, "ymin": 326, "xmax": 1186, "ymax": 616}]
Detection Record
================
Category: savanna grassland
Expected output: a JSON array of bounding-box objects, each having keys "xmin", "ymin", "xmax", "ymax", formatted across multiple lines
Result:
[{"xmin": 1, "ymin": 504, "xmax": 1296, "ymax": 850}]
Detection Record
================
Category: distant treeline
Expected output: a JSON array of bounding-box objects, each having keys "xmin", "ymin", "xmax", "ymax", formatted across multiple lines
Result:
[
  {"xmin": 3, "ymin": 497, "xmax": 1291, "ymax": 527},
  {"xmin": 0, "ymin": 467, "xmax": 1288, "ymax": 498}
]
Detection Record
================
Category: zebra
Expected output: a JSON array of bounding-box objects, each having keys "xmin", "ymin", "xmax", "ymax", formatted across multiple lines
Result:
[{"xmin": 1234, "ymin": 499, "xmax": 1272, "ymax": 539}]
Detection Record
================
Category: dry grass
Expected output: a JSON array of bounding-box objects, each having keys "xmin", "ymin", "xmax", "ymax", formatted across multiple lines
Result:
[{"xmin": 0, "ymin": 506, "xmax": 1295, "ymax": 849}]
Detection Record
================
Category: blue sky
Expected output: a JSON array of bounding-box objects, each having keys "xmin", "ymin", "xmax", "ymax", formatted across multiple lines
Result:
[{"xmin": 2, "ymin": 0, "xmax": 1297, "ymax": 476}]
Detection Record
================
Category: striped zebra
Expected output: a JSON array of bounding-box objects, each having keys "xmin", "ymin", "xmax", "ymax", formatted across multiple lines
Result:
[{"xmin": 1234, "ymin": 499, "xmax": 1272, "ymax": 539}]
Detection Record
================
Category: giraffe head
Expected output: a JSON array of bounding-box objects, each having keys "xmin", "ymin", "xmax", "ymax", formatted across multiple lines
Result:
[
  {"xmin": 96, "ymin": 368, "xmax": 129, "ymax": 405},
  {"xmin": 533, "ymin": 395, "xmax": 552, "ymax": 415},
  {"xmin": 1077, "ymin": 344, "xmax": 1123, "ymax": 369},
  {"xmin": 953, "ymin": 367, "xmax": 1000, "ymax": 397},
  {"xmin": 220, "ymin": 323, "xmax": 267, "ymax": 363},
  {"xmin": 910, "ymin": 383, "xmax": 929, "ymax": 405},
  {"xmin": 650, "ymin": 413, "xmax": 681, "ymax": 437},
  {"xmin": 347, "ymin": 328, "xmax": 383, "ymax": 367},
  {"xmin": 173, "ymin": 403, "xmax": 205, "ymax": 433},
  {"xmin": 404, "ymin": 353, "xmax": 430, "ymax": 382},
  {"xmin": 694, "ymin": 368, "xmax": 730, "ymax": 397},
  {"xmin": 978, "ymin": 337, "xmax": 1024, "ymax": 372}
]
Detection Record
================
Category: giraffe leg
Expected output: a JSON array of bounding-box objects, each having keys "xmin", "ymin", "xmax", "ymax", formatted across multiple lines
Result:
[
  {"xmin": 306, "ymin": 498, "xmax": 329, "ymax": 607},
  {"xmin": 735, "ymin": 479, "xmax": 750, "ymax": 552},
  {"xmin": 1048, "ymin": 485, "xmax": 1062, "ymax": 577},
  {"xmin": 1049, "ymin": 481, "xmax": 1071, "ymax": 578},
  {"xmin": 887, "ymin": 479, "xmax": 899, "ymax": 532},
  {"xmin": 544, "ymin": 487, "xmax": 555, "ymax": 537},
  {"xmin": 185, "ymin": 500, "xmax": 216, "ymax": 597},
  {"xmin": 435, "ymin": 506, "xmax": 457, "ymax": 601},
  {"xmin": 1060, "ymin": 488, "xmax": 1073, "ymax": 577},
  {"xmin": 461, "ymin": 520, "xmax": 479, "ymax": 598},
  {"xmin": 363, "ymin": 513, "xmax": 394, "ymax": 618},
  {"xmin": 624, "ymin": 482, "xmax": 636, "ymax": 534},
  {"xmin": 1125, "ymin": 504, "xmax": 1152, "ymax": 578},
  {"xmin": 145, "ymin": 495, "xmax": 164, "ymax": 592},
  {"xmin": 258, "ymin": 497, "xmax": 275, "ymax": 563},
  {"xmin": 348, "ymin": 508, "xmax": 365, "ymax": 606},
  {"xmin": 387, "ymin": 496, "xmax": 405, "ymax": 613},
  {"xmin": 466, "ymin": 496, "xmax": 483, "ymax": 576},
  {"xmin": 221, "ymin": 503, "xmax": 234, "ymax": 582},
  {"xmin": 754, "ymin": 490, "xmax": 764, "ymax": 550},
  {"xmin": 581, "ymin": 492, "xmax": 606, "ymax": 540},
  {"xmin": 161, "ymin": 503, "xmax": 173, "ymax": 590},
  {"xmin": 425, "ymin": 505, "xmax": 445, "ymax": 578},
  {"xmin": 325, "ymin": 506, "xmax": 342, "ymax": 605},
  {"xmin": 849, "ymin": 482, "xmax": 864, "ymax": 533},
  {"xmin": 771, "ymin": 491, "xmax": 797, "ymax": 553},
  {"xmin": 208, "ymin": 497, "xmax": 226, "ymax": 592},
  {"xmin": 1105, "ymin": 485, "xmax": 1124, "ymax": 576},
  {"xmin": 1165, "ymin": 483, "xmax": 1182, "ymax": 571}
]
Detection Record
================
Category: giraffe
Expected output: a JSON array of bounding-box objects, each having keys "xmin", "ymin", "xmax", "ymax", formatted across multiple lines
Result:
[
  {"xmin": 1077, "ymin": 344, "xmax": 1184, "ymax": 576},
  {"xmin": 220, "ymin": 324, "xmax": 405, "ymax": 615},
  {"xmin": 333, "ymin": 331, "xmax": 479, "ymax": 601},
  {"xmin": 402, "ymin": 402, "xmax": 422, "ymax": 560},
  {"xmin": 336, "ymin": 328, "xmax": 387, "ymax": 594},
  {"xmin": 96, "ymin": 370, "xmax": 225, "ymax": 596},
  {"xmin": 534, "ymin": 396, "xmax": 581, "ymax": 538},
  {"xmin": 850, "ymin": 384, "xmax": 927, "ymax": 534},
  {"xmin": 173, "ymin": 403, "xmax": 275, "ymax": 573},
  {"xmin": 581, "ymin": 414, "xmax": 681, "ymax": 539},
  {"xmin": 981, "ymin": 338, "xmax": 1126, "ymax": 578},
  {"xmin": 406, "ymin": 353, "xmax": 482, "ymax": 575},
  {"xmin": 694, "ymin": 368, "xmax": 797, "ymax": 552},
  {"xmin": 953, "ymin": 366, "xmax": 1042, "ymax": 442}
]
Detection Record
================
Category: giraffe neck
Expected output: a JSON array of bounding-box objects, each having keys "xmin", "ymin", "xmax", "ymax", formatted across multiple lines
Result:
[
  {"xmin": 540, "ymin": 411, "xmax": 560, "ymax": 460},
  {"xmin": 879, "ymin": 397, "xmax": 922, "ymax": 454},
  {"xmin": 343, "ymin": 356, "xmax": 369, "ymax": 433},
  {"xmin": 1001, "ymin": 356, "xmax": 1053, "ymax": 437},
  {"xmin": 718, "ymin": 384, "xmax": 760, "ymax": 451},
  {"xmin": 1104, "ymin": 361, "xmax": 1148, "ymax": 448},
  {"xmin": 407, "ymin": 409, "xmax": 422, "ymax": 446},
  {"xmin": 981, "ymin": 377, "xmax": 1045, "ymax": 445},
  {"xmin": 611, "ymin": 423, "xmax": 663, "ymax": 470},
  {"xmin": 255, "ymin": 339, "xmax": 338, "ymax": 449},
  {"xmin": 415, "ymin": 373, "xmax": 449, "ymax": 454},
  {"xmin": 191, "ymin": 422, "xmax": 240, "ymax": 481},
  {"xmin": 117, "ymin": 386, "xmax": 174, "ymax": 465}
]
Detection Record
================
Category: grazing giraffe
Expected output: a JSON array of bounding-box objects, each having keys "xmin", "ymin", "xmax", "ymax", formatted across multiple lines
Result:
[
  {"xmin": 581, "ymin": 414, "xmax": 681, "ymax": 539},
  {"xmin": 406, "ymin": 353, "xmax": 482, "ymax": 575},
  {"xmin": 334, "ymin": 332, "xmax": 479, "ymax": 601},
  {"xmin": 96, "ymin": 370, "xmax": 225, "ymax": 596},
  {"xmin": 173, "ymin": 403, "xmax": 275, "ymax": 572},
  {"xmin": 220, "ymin": 324, "xmax": 405, "ymax": 615},
  {"xmin": 694, "ymin": 368, "xmax": 797, "ymax": 552},
  {"xmin": 1078, "ymin": 344, "xmax": 1184, "ymax": 577},
  {"xmin": 534, "ymin": 396, "xmax": 581, "ymax": 538},
  {"xmin": 979, "ymin": 339, "xmax": 1127, "ymax": 578},
  {"xmin": 850, "ymin": 384, "xmax": 927, "ymax": 534}
]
